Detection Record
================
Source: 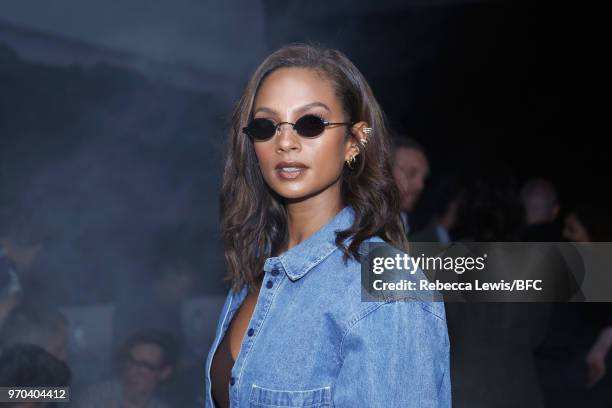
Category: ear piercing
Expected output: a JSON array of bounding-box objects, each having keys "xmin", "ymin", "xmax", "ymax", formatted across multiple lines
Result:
[
  {"xmin": 346, "ymin": 129, "xmax": 370, "ymax": 170},
  {"xmin": 346, "ymin": 154, "xmax": 357, "ymax": 169},
  {"xmin": 360, "ymin": 127, "xmax": 371, "ymax": 148}
]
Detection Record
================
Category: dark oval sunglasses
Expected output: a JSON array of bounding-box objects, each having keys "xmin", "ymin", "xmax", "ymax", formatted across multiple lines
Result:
[{"xmin": 243, "ymin": 114, "xmax": 353, "ymax": 141}]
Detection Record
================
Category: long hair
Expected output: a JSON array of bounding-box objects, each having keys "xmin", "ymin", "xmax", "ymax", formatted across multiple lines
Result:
[{"xmin": 220, "ymin": 43, "xmax": 407, "ymax": 292}]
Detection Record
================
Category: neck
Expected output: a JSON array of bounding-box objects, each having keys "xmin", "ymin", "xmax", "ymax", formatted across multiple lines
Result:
[{"xmin": 284, "ymin": 182, "xmax": 344, "ymax": 251}]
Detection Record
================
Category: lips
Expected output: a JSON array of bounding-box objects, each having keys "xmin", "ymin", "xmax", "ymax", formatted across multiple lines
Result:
[
  {"xmin": 275, "ymin": 161, "xmax": 308, "ymax": 180},
  {"xmin": 275, "ymin": 161, "xmax": 308, "ymax": 170}
]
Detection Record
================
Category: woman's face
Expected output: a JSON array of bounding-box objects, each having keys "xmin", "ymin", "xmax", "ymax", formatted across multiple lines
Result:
[{"xmin": 251, "ymin": 68, "xmax": 359, "ymax": 203}]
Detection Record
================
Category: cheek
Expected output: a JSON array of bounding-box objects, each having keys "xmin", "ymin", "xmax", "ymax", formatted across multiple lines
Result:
[
  {"xmin": 311, "ymin": 138, "xmax": 345, "ymax": 170},
  {"xmin": 392, "ymin": 168, "xmax": 403, "ymax": 183},
  {"xmin": 406, "ymin": 175, "xmax": 419, "ymax": 188},
  {"xmin": 394, "ymin": 172, "xmax": 409, "ymax": 189},
  {"xmin": 254, "ymin": 143, "xmax": 272, "ymax": 166},
  {"xmin": 253, "ymin": 143, "xmax": 277, "ymax": 182}
]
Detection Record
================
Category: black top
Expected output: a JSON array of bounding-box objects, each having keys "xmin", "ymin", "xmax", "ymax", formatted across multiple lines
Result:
[{"xmin": 210, "ymin": 329, "xmax": 234, "ymax": 408}]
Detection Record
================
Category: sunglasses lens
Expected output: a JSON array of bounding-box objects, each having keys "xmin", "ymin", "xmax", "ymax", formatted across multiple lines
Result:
[
  {"xmin": 246, "ymin": 118, "xmax": 276, "ymax": 140},
  {"xmin": 295, "ymin": 115, "xmax": 325, "ymax": 137}
]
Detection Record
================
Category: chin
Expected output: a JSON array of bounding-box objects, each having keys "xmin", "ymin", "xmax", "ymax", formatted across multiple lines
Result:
[
  {"xmin": 271, "ymin": 183, "xmax": 324, "ymax": 203},
  {"xmin": 265, "ymin": 179, "xmax": 311, "ymax": 200},
  {"xmin": 275, "ymin": 188, "xmax": 311, "ymax": 201},
  {"xmin": 402, "ymin": 199, "xmax": 416, "ymax": 212}
]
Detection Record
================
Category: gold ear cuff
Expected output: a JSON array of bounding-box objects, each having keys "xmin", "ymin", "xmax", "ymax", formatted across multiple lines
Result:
[{"xmin": 346, "ymin": 154, "xmax": 357, "ymax": 169}]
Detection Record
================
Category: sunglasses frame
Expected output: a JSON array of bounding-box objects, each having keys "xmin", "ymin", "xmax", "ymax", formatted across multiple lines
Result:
[{"xmin": 243, "ymin": 114, "xmax": 354, "ymax": 141}]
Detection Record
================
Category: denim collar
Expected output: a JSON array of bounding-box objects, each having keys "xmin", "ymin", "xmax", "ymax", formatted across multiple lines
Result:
[{"xmin": 263, "ymin": 206, "xmax": 355, "ymax": 281}]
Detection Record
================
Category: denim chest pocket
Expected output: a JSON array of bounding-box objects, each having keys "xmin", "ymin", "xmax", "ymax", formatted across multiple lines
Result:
[{"xmin": 249, "ymin": 384, "xmax": 332, "ymax": 408}]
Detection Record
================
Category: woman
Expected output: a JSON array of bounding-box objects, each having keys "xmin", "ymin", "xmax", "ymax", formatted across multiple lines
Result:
[{"xmin": 205, "ymin": 43, "xmax": 450, "ymax": 408}]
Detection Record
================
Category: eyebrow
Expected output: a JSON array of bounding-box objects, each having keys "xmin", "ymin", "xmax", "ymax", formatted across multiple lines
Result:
[{"xmin": 253, "ymin": 102, "xmax": 332, "ymax": 116}]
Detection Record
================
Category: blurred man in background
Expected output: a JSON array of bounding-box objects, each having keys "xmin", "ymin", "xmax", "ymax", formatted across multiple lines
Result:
[
  {"xmin": 0, "ymin": 304, "xmax": 68, "ymax": 361},
  {"xmin": 520, "ymin": 178, "xmax": 562, "ymax": 241},
  {"xmin": 391, "ymin": 136, "xmax": 429, "ymax": 235},
  {"xmin": 76, "ymin": 329, "xmax": 177, "ymax": 408},
  {"xmin": 409, "ymin": 174, "xmax": 463, "ymax": 244}
]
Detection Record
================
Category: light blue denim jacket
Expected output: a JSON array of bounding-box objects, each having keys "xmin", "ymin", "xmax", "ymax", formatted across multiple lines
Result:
[{"xmin": 205, "ymin": 206, "xmax": 451, "ymax": 407}]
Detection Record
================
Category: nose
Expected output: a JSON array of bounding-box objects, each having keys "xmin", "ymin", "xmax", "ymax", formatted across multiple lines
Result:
[{"xmin": 275, "ymin": 122, "xmax": 300, "ymax": 152}]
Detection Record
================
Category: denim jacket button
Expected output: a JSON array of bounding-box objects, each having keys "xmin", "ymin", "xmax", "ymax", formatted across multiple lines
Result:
[
  {"xmin": 266, "ymin": 280, "xmax": 273, "ymax": 289},
  {"xmin": 247, "ymin": 328, "xmax": 254, "ymax": 337},
  {"xmin": 230, "ymin": 377, "xmax": 235, "ymax": 386},
  {"xmin": 271, "ymin": 268, "xmax": 280, "ymax": 276}
]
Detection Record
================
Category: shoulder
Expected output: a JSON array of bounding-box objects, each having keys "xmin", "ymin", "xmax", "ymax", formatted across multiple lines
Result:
[
  {"xmin": 318, "ymin": 235, "xmax": 445, "ymax": 330},
  {"xmin": 344, "ymin": 298, "xmax": 447, "ymax": 340},
  {"xmin": 337, "ymin": 299, "xmax": 449, "ymax": 369}
]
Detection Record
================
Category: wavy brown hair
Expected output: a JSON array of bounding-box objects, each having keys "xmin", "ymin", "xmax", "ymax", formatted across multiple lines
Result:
[{"xmin": 220, "ymin": 43, "xmax": 408, "ymax": 292}]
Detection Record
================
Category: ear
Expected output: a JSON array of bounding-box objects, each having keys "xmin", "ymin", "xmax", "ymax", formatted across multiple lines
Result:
[{"xmin": 344, "ymin": 121, "xmax": 371, "ymax": 161}]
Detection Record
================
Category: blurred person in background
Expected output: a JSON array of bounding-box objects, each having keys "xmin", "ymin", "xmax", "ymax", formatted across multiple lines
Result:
[
  {"xmin": 391, "ymin": 135, "xmax": 429, "ymax": 235},
  {"xmin": 76, "ymin": 329, "xmax": 177, "ymax": 408},
  {"xmin": 563, "ymin": 212, "xmax": 592, "ymax": 242},
  {"xmin": 409, "ymin": 173, "xmax": 463, "ymax": 244},
  {"xmin": 113, "ymin": 243, "xmax": 198, "ymax": 362},
  {"xmin": 0, "ymin": 215, "xmax": 46, "ymax": 283},
  {"xmin": 585, "ymin": 326, "xmax": 612, "ymax": 388},
  {"xmin": 112, "ymin": 253, "xmax": 201, "ymax": 406},
  {"xmin": 446, "ymin": 168, "xmax": 552, "ymax": 408},
  {"xmin": 0, "ymin": 303, "xmax": 68, "ymax": 361},
  {"xmin": 520, "ymin": 178, "xmax": 563, "ymax": 241},
  {"xmin": 0, "ymin": 343, "xmax": 71, "ymax": 407},
  {"xmin": 454, "ymin": 168, "xmax": 525, "ymax": 242},
  {"xmin": 0, "ymin": 248, "xmax": 21, "ymax": 328},
  {"xmin": 562, "ymin": 204, "xmax": 611, "ymax": 243},
  {"xmin": 535, "ymin": 204, "xmax": 612, "ymax": 407},
  {"xmin": 0, "ymin": 215, "xmax": 59, "ymax": 307}
]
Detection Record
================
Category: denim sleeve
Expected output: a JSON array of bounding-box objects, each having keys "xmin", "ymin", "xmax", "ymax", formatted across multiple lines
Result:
[{"xmin": 333, "ymin": 300, "xmax": 451, "ymax": 408}]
